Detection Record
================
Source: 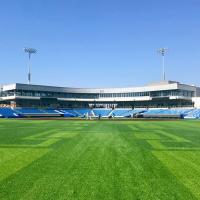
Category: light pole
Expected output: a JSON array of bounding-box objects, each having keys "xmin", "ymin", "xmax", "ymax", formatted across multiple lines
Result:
[
  {"xmin": 158, "ymin": 48, "xmax": 168, "ymax": 81},
  {"xmin": 24, "ymin": 47, "xmax": 37, "ymax": 84}
]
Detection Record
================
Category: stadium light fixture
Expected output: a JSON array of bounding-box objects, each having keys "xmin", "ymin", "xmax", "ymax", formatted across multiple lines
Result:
[
  {"xmin": 158, "ymin": 48, "xmax": 168, "ymax": 81},
  {"xmin": 24, "ymin": 47, "xmax": 37, "ymax": 85}
]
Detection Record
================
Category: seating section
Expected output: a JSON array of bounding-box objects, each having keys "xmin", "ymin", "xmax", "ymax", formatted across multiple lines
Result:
[
  {"xmin": 60, "ymin": 109, "xmax": 92, "ymax": 117},
  {"xmin": 143, "ymin": 109, "xmax": 163, "ymax": 115},
  {"xmin": 184, "ymin": 109, "xmax": 200, "ymax": 119},
  {"xmin": 60, "ymin": 109, "xmax": 79, "ymax": 117},
  {"xmin": 93, "ymin": 109, "xmax": 112, "ymax": 117},
  {"xmin": 44, "ymin": 109, "xmax": 60, "ymax": 114},
  {"xmin": 128, "ymin": 109, "xmax": 146, "ymax": 117},
  {"xmin": 14, "ymin": 108, "xmax": 46, "ymax": 114},
  {"xmin": 13, "ymin": 108, "xmax": 62, "ymax": 116},
  {"xmin": 0, "ymin": 108, "xmax": 19, "ymax": 118},
  {"xmin": 110, "ymin": 109, "xmax": 145, "ymax": 117},
  {"xmin": 143, "ymin": 108, "xmax": 193, "ymax": 118},
  {"xmin": 158, "ymin": 109, "xmax": 192, "ymax": 116},
  {"xmin": 0, "ymin": 107, "xmax": 200, "ymax": 119},
  {"xmin": 75, "ymin": 109, "xmax": 92, "ymax": 116},
  {"xmin": 112, "ymin": 109, "xmax": 131, "ymax": 117}
]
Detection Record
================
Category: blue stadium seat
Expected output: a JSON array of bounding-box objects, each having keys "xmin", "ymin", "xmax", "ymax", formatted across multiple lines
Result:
[
  {"xmin": 143, "ymin": 109, "xmax": 163, "ymax": 115},
  {"xmin": 93, "ymin": 109, "xmax": 112, "ymax": 117},
  {"xmin": 75, "ymin": 109, "xmax": 92, "ymax": 116},
  {"xmin": 128, "ymin": 109, "xmax": 146, "ymax": 117},
  {"xmin": 111, "ymin": 109, "xmax": 131, "ymax": 117},
  {"xmin": 14, "ymin": 108, "xmax": 46, "ymax": 114},
  {"xmin": 184, "ymin": 109, "xmax": 200, "ymax": 119},
  {"xmin": 0, "ymin": 108, "xmax": 19, "ymax": 118},
  {"xmin": 60, "ymin": 109, "xmax": 80, "ymax": 117},
  {"xmin": 43, "ymin": 109, "xmax": 60, "ymax": 114},
  {"xmin": 143, "ymin": 108, "xmax": 192, "ymax": 118}
]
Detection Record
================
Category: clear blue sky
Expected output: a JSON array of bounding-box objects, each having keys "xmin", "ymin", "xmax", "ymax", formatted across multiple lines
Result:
[{"xmin": 0, "ymin": 0, "xmax": 199, "ymax": 88}]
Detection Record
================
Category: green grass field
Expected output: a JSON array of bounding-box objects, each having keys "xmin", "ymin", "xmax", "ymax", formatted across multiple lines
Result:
[{"xmin": 0, "ymin": 119, "xmax": 200, "ymax": 200}]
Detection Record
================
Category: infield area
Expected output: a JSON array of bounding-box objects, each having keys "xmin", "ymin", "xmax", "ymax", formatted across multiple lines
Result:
[{"xmin": 0, "ymin": 119, "xmax": 200, "ymax": 200}]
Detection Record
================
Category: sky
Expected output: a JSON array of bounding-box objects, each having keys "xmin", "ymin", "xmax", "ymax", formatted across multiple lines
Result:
[{"xmin": 0, "ymin": 0, "xmax": 200, "ymax": 88}]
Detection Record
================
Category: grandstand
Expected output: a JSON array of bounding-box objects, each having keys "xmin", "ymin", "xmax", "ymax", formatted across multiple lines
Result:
[
  {"xmin": 0, "ymin": 80, "xmax": 200, "ymax": 119},
  {"xmin": 0, "ymin": 107, "xmax": 200, "ymax": 119},
  {"xmin": 14, "ymin": 108, "xmax": 62, "ymax": 117}
]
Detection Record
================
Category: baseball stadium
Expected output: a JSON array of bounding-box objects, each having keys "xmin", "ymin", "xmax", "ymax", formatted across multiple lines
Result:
[
  {"xmin": 1, "ymin": 80, "xmax": 200, "ymax": 119},
  {"xmin": 1, "ymin": 77, "xmax": 200, "ymax": 200},
  {"xmin": 1, "ymin": 1, "xmax": 200, "ymax": 198}
]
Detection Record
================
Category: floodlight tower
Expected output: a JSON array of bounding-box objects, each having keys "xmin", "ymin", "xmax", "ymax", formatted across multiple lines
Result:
[
  {"xmin": 24, "ymin": 47, "xmax": 37, "ymax": 84},
  {"xmin": 158, "ymin": 48, "xmax": 168, "ymax": 81}
]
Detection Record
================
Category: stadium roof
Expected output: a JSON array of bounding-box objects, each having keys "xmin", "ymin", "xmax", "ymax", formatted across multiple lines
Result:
[{"xmin": 1, "ymin": 81, "xmax": 199, "ymax": 94}]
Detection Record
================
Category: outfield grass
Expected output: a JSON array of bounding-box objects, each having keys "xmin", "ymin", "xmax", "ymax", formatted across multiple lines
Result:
[{"xmin": 0, "ymin": 119, "xmax": 200, "ymax": 200}]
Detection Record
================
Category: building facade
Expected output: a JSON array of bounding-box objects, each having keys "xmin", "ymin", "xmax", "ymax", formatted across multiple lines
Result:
[{"xmin": 0, "ymin": 81, "xmax": 200, "ymax": 108}]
